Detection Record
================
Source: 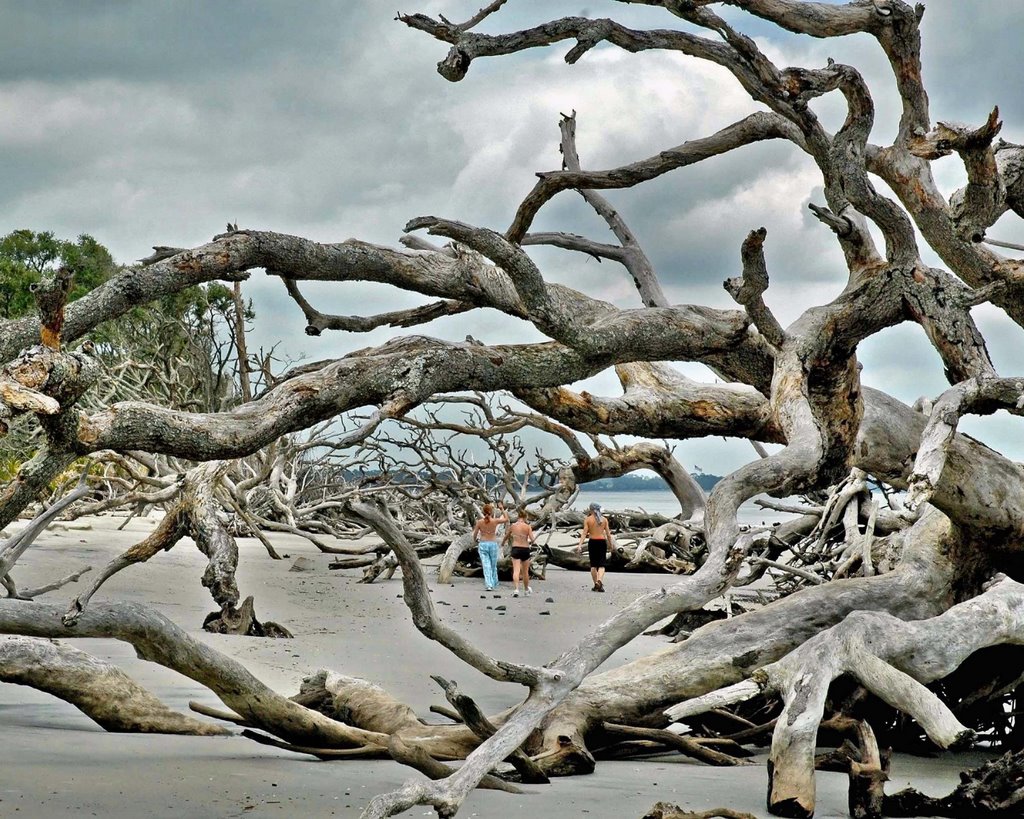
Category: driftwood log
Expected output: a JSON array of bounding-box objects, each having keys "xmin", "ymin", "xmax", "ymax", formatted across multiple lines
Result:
[{"xmin": 543, "ymin": 543, "xmax": 696, "ymax": 574}]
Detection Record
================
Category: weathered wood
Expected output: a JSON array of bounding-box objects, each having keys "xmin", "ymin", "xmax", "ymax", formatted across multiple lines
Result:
[
  {"xmin": 0, "ymin": 599, "xmax": 384, "ymax": 750},
  {"xmin": 642, "ymin": 805, "xmax": 759, "ymax": 819},
  {"xmin": 0, "ymin": 635, "xmax": 229, "ymax": 736},
  {"xmin": 543, "ymin": 543, "xmax": 692, "ymax": 574},
  {"xmin": 0, "ymin": 483, "xmax": 94, "ymax": 578},
  {"xmin": 64, "ymin": 505, "xmax": 189, "ymax": 626},
  {"xmin": 292, "ymin": 671, "xmax": 481, "ymax": 761},
  {"xmin": 202, "ymin": 595, "xmax": 293, "ymax": 638},
  {"xmin": 432, "ymin": 675, "xmax": 549, "ymax": 783},
  {"xmin": 240, "ymin": 729, "xmax": 389, "ymax": 760},
  {"xmin": 846, "ymin": 720, "xmax": 887, "ymax": 819},
  {"xmin": 13, "ymin": 565, "xmax": 92, "ymax": 599},
  {"xmin": 386, "ymin": 733, "xmax": 522, "ymax": 794},
  {"xmin": 601, "ymin": 722, "xmax": 748, "ymax": 767},
  {"xmin": 751, "ymin": 577, "xmax": 1024, "ymax": 816},
  {"xmin": 547, "ymin": 512, "xmax": 962, "ymax": 764},
  {"xmin": 0, "ymin": 379, "xmax": 60, "ymax": 415},
  {"xmin": 32, "ymin": 266, "xmax": 73, "ymax": 350},
  {"xmin": 883, "ymin": 749, "xmax": 1024, "ymax": 817},
  {"xmin": 63, "ymin": 462, "xmax": 289, "ymax": 635},
  {"xmin": 437, "ymin": 531, "xmax": 477, "ymax": 584}
]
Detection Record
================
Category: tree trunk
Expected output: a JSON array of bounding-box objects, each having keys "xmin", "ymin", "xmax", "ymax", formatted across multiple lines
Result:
[{"xmin": 0, "ymin": 635, "xmax": 229, "ymax": 735}]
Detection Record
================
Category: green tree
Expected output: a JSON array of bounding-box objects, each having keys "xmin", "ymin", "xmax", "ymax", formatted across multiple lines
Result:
[
  {"xmin": 0, "ymin": 229, "xmax": 118, "ymax": 318},
  {"xmin": 0, "ymin": 231, "xmax": 251, "ymax": 468}
]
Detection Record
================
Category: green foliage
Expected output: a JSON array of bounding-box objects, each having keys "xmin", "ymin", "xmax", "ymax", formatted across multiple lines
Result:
[
  {"xmin": 0, "ymin": 229, "xmax": 118, "ymax": 318},
  {"xmin": 0, "ymin": 456, "xmax": 24, "ymax": 483},
  {"xmin": 0, "ymin": 230, "xmax": 254, "ymax": 471}
]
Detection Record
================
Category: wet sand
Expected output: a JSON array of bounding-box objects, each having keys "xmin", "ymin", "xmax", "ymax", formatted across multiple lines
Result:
[{"xmin": 1, "ymin": 516, "xmax": 975, "ymax": 817}]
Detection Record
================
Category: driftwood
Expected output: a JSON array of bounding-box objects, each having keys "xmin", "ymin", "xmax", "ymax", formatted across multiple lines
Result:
[
  {"xmin": 543, "ymin": 543, "xmax": 694, "ymax": 574},
  {"xmin": 449, "ymin": 551, "xmax": 548, "ymax": 581},
  {"xmin": 431, "ymin": 674, "xmax": 549, "ymax": 784},
  {"xmin": 0, "ymin": 635, "xmax": 229, "ymax": 735},
  {"xmin": 601, "ymin": 722, "xmax": 748, "ymax": 767},
  {"xmin": 0, "ymin": 482, "xmax": 94, "ymax": 599},
  {"xmin": 202, "ymin": 595, "xmax": 293, "ymax": 638},
  {"xmin": 63, "ymin": 462, "xmax": 290, "ymax": 636},
  {"xmin": 642, "ymin": 806, "xmax": 758, "ymax": 819},
  {"xmin": 0, "ymin": 599, "xmax": 386, "ymax": 749},
  {"xmin": 669, "ymin": 575, "xmax": 1024, "ymax": 817},
  {"xmin": 329, "ymin": 538, "xmax": 450, "ymax": 584},
  {"xmin": 884, "ymin": 749, "xmax": 1024, "ymax": 817},
  {"xmin": 385, "ymin": 733, "xmax": 523, "ymax": 795}
]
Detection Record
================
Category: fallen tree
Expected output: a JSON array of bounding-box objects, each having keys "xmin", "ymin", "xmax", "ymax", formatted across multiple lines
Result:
[{"xmin": 3, "ymin": 2, "xmax": 1024, "ymax": 818}]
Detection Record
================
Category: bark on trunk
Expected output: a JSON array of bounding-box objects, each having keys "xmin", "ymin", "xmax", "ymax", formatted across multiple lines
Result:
[
  {"xmin": 0, "ymin": 635, "xmax": 229, "ymax": 735},
  {"xmin": 0, "ymin": 599, "xmax": 383, "ymax": 749},
  {"xmin": 533, "ymin": 511, "xmax": 976, "ymax": 765}
]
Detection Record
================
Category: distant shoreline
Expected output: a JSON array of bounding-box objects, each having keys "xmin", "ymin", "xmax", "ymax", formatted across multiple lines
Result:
[{"xmin": 581, "ymin": 473, "xmax": 722, "ymax": 492}]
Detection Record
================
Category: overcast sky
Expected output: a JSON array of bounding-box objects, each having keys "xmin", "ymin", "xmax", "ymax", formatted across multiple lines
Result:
[{"xmin": 2, "ymin": 1, "xmax": 1022, "ymax": 476}]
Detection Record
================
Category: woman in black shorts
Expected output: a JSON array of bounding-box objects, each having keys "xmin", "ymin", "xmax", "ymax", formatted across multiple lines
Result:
[
  {"xmin": 577, "ymin": 502, "xmax": 613, "ymax": 592},
  {"xmin": 505, "ymin": 508, "xmax": 536, "ymax": 597}
]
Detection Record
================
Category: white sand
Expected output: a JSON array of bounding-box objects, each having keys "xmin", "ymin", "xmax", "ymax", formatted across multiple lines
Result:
[{"xmin": 1, "ymin": 517, "xmax": 974, "ymax": 817}]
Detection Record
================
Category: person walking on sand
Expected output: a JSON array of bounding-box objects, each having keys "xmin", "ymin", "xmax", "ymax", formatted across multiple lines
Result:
[
  {"xmin": 577, "ymin": 502, "xmax": 613, "ymax": 592},
  {"xmin": 505, "ymin": 507, "xmax": 537, "ymax": 598},
  {"xmin": 473, "ymin": 502, "xmax": 508, "ymax": 591}
]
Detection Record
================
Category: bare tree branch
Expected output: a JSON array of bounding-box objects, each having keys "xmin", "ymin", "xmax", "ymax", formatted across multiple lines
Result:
[
  {"xmin": 508, "ymin": 112, "xmax": 805, "ymax": 244},
  {"xmin": 281, "ymin": 278, "xmax": 474, "ymax": 335}
]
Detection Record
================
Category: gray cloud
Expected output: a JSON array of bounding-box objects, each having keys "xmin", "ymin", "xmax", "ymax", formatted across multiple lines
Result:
[
  {"xmin": 2, "ymin": 1, "xmax": 1022, "ymax": 475},
  {"xmin": 0, "ymin": 3, "xmax": 351, "ymax": 82}
]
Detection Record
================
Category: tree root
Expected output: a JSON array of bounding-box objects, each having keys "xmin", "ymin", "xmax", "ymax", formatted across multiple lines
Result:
[
  {"xmin": 202, "ymin": 595, "xmax": 293, "ymax": 637},
  {"xmin": 883, "ymin": 749, "xmax": 1024, "ymax": 817},
  {"xmin": 674, "ymin": 576, "xmax": 1024, "ymax": 817}
]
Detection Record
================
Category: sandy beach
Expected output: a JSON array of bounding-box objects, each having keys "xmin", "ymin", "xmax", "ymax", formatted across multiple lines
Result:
[{"xmin": 1, "ymin": 516, "xmax": 978, "ymax": 818}]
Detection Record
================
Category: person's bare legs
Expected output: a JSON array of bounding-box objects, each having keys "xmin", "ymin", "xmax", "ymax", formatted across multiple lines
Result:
[
  {"xmin": 512, "ymin": 559, "xmax": 522, "ymax": 596},
  {"xmin": 522, "ymin": 559, "xmax": 532, "ymax": 595},
  {"xmin": 590, "ymin": 566, "xmax": 599, "ymax": 591},
  {"xmin": 596, "ymin": 566, "xmax": 606, "ymax": 592}
]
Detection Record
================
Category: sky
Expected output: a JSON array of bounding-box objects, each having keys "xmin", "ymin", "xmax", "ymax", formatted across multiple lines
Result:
[{"xmin": 2, "ymin": 1, "xmax": 1023, "ymax": 476}]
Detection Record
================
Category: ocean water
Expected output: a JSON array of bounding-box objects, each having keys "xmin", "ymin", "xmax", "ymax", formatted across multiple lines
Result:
[{"xmin": 573, "ymin": 489, "xmax": 801, "ymax": 526}]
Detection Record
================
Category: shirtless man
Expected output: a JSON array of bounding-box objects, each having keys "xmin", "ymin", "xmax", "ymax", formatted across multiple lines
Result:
[
  {"xmin": 576, "ymin": 502, "xmax": 613, "ymax": 592},
  {"xmin": 472, "ymin": 502, "xmax": 508, "ymax": 591},
  {"xmin": 505, "ymin": 508, "xmax": 536, "ymax": 597}
]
